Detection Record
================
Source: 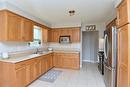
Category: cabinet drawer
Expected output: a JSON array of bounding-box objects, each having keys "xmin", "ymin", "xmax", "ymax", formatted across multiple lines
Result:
[
  {"xmin": 15, "ymin": 61, "xmax": 26, "ymax": 70},
  {"xmin": 64, "ymin": 53, "xmax": 79, "ymax": 58},
  {"xmin": 25, "ymin": 58, "xmax": 35, "ymax": 65}
]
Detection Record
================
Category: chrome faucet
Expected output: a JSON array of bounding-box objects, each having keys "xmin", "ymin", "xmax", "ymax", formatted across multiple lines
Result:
[{"xmin": 35, "ymin": 48, "xmax": 39, "ymax": 54}]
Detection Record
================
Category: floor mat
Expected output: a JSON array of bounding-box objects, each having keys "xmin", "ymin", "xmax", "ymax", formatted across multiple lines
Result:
[{"xmin": 38, "ymin": 70, "xmax": 62, "ymax": 83}]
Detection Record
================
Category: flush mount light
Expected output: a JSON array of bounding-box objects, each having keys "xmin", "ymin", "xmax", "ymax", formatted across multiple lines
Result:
[{"xmin": 69, "ymin": 10, "xmax": 75, "ymax": 16}]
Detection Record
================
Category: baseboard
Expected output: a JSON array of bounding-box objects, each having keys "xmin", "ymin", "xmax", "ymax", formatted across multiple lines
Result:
[{"xmin": 82, "ymin": 60, "xmax": 98, "ymax": 63}]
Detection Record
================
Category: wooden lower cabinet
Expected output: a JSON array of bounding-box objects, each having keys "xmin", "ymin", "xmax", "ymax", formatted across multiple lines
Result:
[
  {"xmin": 0, "ymin": 53, "xmax": 54, "ymax": 87},
  {"xmin": 0, "ymin": 52, "xmax": 79, "ymax": 87},
  {"xmin": 34, "ymin": 59, "xmax": 41, "ymax": 79},
  {"xmin": 26, "ymin": 63, "xmax": 34, "ymax": 84},
  {"xmin": 53, "ymin": 53, "xmax": 63, "ymax": 68},
  {"xmin": 16, "ymin": 67, "xmax": 26, "ymax": 87},
  {"xmin": 41, "ymin": 57, "xmax": 47, "ymax": 74},
  {"xmin": 53, "ymin": 53, "xmax": 80, "ymax": 69}
]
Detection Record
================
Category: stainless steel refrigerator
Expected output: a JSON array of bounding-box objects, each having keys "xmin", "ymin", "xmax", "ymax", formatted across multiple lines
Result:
[{"xmin": 104, "ymin": 27, "xmax": 118, "ymax": 87}]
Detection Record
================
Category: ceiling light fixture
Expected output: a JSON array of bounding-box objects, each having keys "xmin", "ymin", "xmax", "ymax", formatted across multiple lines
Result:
[{"xmin": 69, "ymin": 10, "xmax": 75, "ymax": 16}]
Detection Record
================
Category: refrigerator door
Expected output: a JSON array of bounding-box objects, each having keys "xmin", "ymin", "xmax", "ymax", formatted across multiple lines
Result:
[{"xmin": 104, "ymin": 27, "xmax": 117, "ymax": 87}]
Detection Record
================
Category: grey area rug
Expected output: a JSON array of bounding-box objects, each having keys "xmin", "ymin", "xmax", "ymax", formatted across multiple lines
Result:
[{"xmin": 38, "ymin": 70, "xmax": 62, "ymax": 83}]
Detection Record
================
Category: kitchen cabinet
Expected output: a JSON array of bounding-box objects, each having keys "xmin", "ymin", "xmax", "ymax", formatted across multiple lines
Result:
[
  {"xmin": 0, "ymin": 10, "xmax": 34, "ymax": 42},
  {"xmin": 72, "ymin": 29, "xmax": 80, "ymax": 42},
  {"xmin": 53, "ymin": 53, "xmax": 63, "ymax": 68},
  {"xmin": 53, "ymin": 53, "xmax": 80, "ymax": 69},
  {"xmin": 117, "ymin": 0, "xmax": 130, "ymax": 87},
  {"xmin": 41, "ymin": 57, "xmax": 47, "ymax": 74},
  {"xmin": 0, "ymin": 53, "xmax": 54, "ymax": 87},
  {"xmin": 26, "ymin": 63, "xmax": 34, "ymax": 84},
  {"xmin": 34, "ymin": 59, "xmax": 41, "ymax": 79},
  {"xmin": 42, "ymin": 28, "xmax": 48, "ymax": 42},
  {"xmin": 62, "ymin": 53, "xmax": 80, "ymax": 69},
  {"xmin": 16, "ymin": 67, "xmax": 26, "ymax": 87},
  {"xmin": 21, "ymin": 18, "xmax": 33, "ymax": 42},
  {"xmin": 52, "ymin": 30, "xmax": 60, "ymax": 42},
  {"xmin": 48, "ymin": 27, "xmax": 80, "ymax": 43},
  {"xmin": 117, "ymin": 24, "xmax": 129, "ymax": 87},
  {"xmin": 6, "ymin": 11, "xmax": 22, "ymax": 41},
  {"xmin": 45, "ymin": 54, "xmax": 53, "ymax": 71},
  {"xmin": 117, "ymin": 0, "xmax": 130, "ymax": 27},
  {"xmin": 0, "ymin": 52, "xmax": 79, "ymax": 87},
  {"xmin": 48, "ymin": 29, "xmax": 53, "ymax": 42}
]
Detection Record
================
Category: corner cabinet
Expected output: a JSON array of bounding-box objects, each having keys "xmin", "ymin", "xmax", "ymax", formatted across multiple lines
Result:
[{"xmin": 0, "ymin": 10, "xmax": 33, "ymax": 42}]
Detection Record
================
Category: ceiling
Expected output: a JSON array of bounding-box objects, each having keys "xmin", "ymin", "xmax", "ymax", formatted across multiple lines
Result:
[{"xmin": 1, "ymin": 0, "xmax": 116, "ymax": 27}]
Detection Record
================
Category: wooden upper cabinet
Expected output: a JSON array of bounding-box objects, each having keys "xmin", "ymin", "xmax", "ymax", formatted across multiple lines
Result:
[
  {"xmin": 117, "ymin": 0, "xmax": 130, "ymax": 27},
  {"xmin": 42, "ymin": 28, "xmax": 48, "ymax": 42},
  {"xmin": 7, "ymin": 11, "xmax": 22, "ymax": 41},
  {"xmin": 72, "ymin": 28, "xmax": 80, "ymax": 42},
  {"xmin": 48, "ymin": 27, "xmax": 80, "ymax": 43},
  {"xmin": 21, "ymin": 18, "xmax": 33, "ymax": 42},
  {"xmin": 53, "ymin": 30, "xmax": 60, "ymax": 42},
  {"xmin": 0, "ymin": 10, "xmax": 34, "ymax": 42},
  {"xmin": 48, "ymin": 29, "xmax": 53, "ymax": 42}
]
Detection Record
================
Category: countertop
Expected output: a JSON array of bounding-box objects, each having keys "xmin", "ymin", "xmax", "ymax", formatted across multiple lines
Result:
[{"xmin": 0, "ymin": 50, "xmax": 80, "ymax": 63}]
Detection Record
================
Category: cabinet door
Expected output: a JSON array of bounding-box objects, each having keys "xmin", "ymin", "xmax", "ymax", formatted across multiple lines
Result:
[
  {"xmin": 21, "ymin": 18, "xmax": 33, "ymax": 42},
  {"xmin": 42, "ymin": 28, "xmax": 48, "ymax": 42},
  {"xmin": 62, "ymin": 57, "xmax": 72, "ymax": 68},
  {"xmin": 72, "ymin": 29, "xmax": 80, "ymax": 42},
  {"xmin": 48, "ymin": 29, "xmax": 53, "ymax": 42},
  {"xmin": 47, "ymin": 54, "xmax": 53, "ymax": 70},
  {"xmin": 34, "ymin": 60, "xmax": 41, "ymax": 78},
  {"xmin": 62, "ymin": 54, "xmax": 80, "ymax": 69},
  {"xmin": 50, "ymin": 54, "xmax": 53, "ymax": 69},
  {"xmin": 117, "ymin": 0, "xmax": 130, "ymax": 27},
  {"xmin": 53, "ymin": 30, "xmax": 60, "ymax": 42},
  {"xmin": 41, "ymin": 57, "xmax": 47, "ymax": 74},
  {"xmin": 53, "ymin": 54, "xmax": 63, "ymax": 67},
  {"xmin": 117, "ymin": 25, "xmax": 129, "ymax": 87},
  {"xmin": 16, "ymin": 67, "xmax": 26, "ymax": 87},
  {"xmin": 26, "ymin": 63, "xmax": 35, "ymax": 84},
  {"xmin": 7, "ymin": 12, "xmax": 22, "ymax": 41}
]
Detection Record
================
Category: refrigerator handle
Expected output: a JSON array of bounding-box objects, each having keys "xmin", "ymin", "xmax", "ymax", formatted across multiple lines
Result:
[{"xmin": 104, "ymin": 34, "xmax": 107, "ymax": 59}]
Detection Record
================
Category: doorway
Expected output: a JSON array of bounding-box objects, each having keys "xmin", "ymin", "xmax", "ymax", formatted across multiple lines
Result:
[{"xmin": 82, "ymin": 31, "xmax": 99, "ymax": 63}]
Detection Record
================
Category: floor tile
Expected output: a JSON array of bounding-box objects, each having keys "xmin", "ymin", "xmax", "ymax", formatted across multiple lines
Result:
[{"xmin": 28, "ymin": 62, "xmax": 106, "ymax": 87}]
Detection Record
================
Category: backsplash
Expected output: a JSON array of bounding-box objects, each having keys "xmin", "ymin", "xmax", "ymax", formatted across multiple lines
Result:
[
  {"xmin": 48, "ymin": 43, "xmax": 80, "ymax": 51},
  {"xmin": 0, "ymin": 42, "xmax": 48, "ymax": 53},
  {"xmin": 0, "ymin": 42, "xmax": 80, "ymax": 54}
]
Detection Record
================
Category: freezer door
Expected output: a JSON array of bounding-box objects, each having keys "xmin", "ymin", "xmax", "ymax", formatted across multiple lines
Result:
[{"xmin": 104, "ymin": 64, "xmax": 116, "ymax": 87}]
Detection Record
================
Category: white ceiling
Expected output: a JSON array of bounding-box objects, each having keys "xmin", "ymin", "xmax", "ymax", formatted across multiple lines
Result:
[{"xmin": 1, "ymin": 0, "xmax": 116, "ymax": 27}]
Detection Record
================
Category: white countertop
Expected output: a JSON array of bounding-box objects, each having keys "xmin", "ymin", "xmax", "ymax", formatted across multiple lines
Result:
[
  {"xmin": 0, "ymin": 50, "xmax": 80, "ymax": 63},
  {"xmin": 0, "ymin": 51, "xmax": 53, "ymax": 63}
]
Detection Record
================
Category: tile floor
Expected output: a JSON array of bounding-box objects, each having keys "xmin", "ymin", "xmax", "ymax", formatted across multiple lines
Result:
[{"xmin": 28, "ymin": 63, "xmax": 106, "ymax": 87}]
